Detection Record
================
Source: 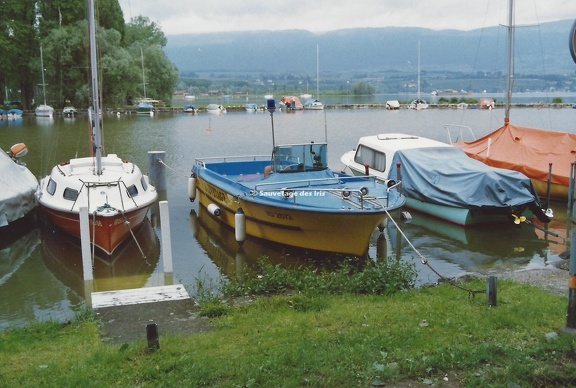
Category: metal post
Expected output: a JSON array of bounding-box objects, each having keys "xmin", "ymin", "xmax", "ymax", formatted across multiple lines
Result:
[
  {"xmin": 146, "ymin": 323, "xmax": 160, "ymax": 351},
  {"xmin": 486, "ymin": 276, "xmax": 497, "ymax": 306},
  {"xmin": 148, "ymin": 151, "xmax": 166, "ymax": 191},
  {"xmin": 566, "ymin": 190, "xmax": 576, "ymax": 330}
]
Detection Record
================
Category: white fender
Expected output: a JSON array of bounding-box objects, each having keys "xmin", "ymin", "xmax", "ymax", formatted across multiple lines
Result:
[
  {"xmin": 188, "ymin": 175, "xmax": 197, "ymax": 202},
  {"xmin": 207, "ymin": 203, "xmax": 220, "ymax": 216},
  {"xmin": 235, "ymin": 207, "xmax": 246, "ymax": 245}
]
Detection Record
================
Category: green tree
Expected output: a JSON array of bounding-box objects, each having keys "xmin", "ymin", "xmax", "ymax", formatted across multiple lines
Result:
[
  {"xmin": 37, "ymin": 0, "xmax": 124, "ymax": 39},
  {"xmin": 124, "ymin": 17, "xmax": 177, "ymax": 105},
  {"xmin": 350, "ymin": 81, "xmax": 375, "ymax": 95},
  {"xmin": 43, "ymin": 21, "xmax": 89, "ymax": 108},
  {"xmin": 124, "ymin": 16, "xmax": 167, "ymax": 47},
  {"xmin": 0, "ymin": 0, "xmax": 38, "ymax": 109}
]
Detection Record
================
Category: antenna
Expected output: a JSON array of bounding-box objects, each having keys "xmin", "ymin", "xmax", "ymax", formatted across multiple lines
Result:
[{"xmin": 267, "ymin": 98, "xmax": 276, "ymax": 148}]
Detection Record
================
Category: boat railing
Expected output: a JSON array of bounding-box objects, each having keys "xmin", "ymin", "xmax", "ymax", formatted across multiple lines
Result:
[
  {"xmin": 444, "ymin": 124, "xmax": 476, "ymax": 144},
  {"xmin": 253, "ymin": 175, "xmax": 398, "ymax": 209},
  {"xmin": 194, "ymin": 155, "xmax": 271, "ymax": 168}
]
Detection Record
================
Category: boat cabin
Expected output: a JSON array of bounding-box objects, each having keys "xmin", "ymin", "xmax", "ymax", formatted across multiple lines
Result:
[
  {"xmin": 272, "ymin": 142, "xmax": 327, "ymax": 173},
  {"xmin": 351, "ymin": 134, "xmax": 450, "ymax": 177}
]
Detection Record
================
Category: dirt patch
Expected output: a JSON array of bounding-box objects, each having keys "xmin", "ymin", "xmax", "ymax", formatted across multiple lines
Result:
[{"xmin": 483, "ymin": 259, "xmax": 570, "ymax": 296}]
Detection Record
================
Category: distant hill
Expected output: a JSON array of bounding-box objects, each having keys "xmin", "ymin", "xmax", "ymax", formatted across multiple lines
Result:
[{"xmin": 165, "ymin": 20, "xmax": 576, "ymax": 76}]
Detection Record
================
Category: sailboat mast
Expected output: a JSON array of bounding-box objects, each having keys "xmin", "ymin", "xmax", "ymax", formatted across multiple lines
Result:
[
  {"xmin": 141, "ymin": 48, "xmax": 147, "ymax": 99},
  {"xmin": 316, "ymin": 44, "xmax": 320, "ymax": 99},
  {"xmin": 88, "ymin": 0, "xmax": 103, "ymax": 175},
  {"xmin": 40, "ymin": 45, "xmax": 47, "ymax": 106},
  {"xmin": 504, "ymin": 0, "xmax": 514, "ymax": 123},
  {"xmin": 417, "ymin": 40, "xmax": 421, "ymax": 100}
]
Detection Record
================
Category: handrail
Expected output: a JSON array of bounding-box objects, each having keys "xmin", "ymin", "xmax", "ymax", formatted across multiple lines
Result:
[
  {"xmin": 253, "ymin": 176, "xmax": 342, "ymax": 191},
  {"xmin": 444, "ymin": 124, "xmax": 476, "ymax": 144},
  {"xmin": 195, "ymin": 155, "xmax": 270, "ymax": 165}
]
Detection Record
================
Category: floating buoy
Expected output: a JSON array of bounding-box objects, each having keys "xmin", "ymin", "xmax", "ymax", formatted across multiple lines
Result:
[
  {"xmin": 188, "ymin": 173, "xmax": 197, "ymax": 202},
  {"xmin": 235, "ymin": 207, "xmax": 246, "ymax": 245},
  {"xmin": 207, "ymin": 203, "xmax": 220, "ymax": 216}
]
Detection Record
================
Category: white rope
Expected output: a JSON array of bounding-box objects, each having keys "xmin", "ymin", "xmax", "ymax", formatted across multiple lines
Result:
[
  {"xmin": 384, "ymin": 208, "xmax": 428, "ymax": 265},
  {"xmin": 157, "ymin": 159, "xmax": 189, "ymax": 178}
]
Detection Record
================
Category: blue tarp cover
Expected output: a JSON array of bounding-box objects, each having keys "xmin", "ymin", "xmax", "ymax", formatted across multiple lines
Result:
[{"xmin": 387, "ymin": 147, "xmax": 540, "ymax": 209}]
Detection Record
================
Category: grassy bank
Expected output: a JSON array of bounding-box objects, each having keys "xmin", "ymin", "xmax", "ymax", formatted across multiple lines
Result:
[{"xmin": 1, "ymin": 276, "xmax": 575, "ymax": 387}]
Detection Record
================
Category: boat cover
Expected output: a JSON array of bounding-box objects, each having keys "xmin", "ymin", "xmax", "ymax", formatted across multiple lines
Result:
[
  {"xmin": 455, "ymin": 123, "xmax": 576, "ymax": 187},
  {"xmin": 0, "ymin": 149, "xmax": 38, "ymax": 227},
  {"xmin": 387, "ymin": 146, "xmax": 540, "ymax": 209}
]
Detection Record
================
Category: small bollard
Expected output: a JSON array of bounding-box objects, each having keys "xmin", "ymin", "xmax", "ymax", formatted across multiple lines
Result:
[
  {"xmin": 486, "ymin": 276, "xmax": 497, "ymax": 306},
  {"xmin": 146, "ymin": 323, "xmax": 160, "ymax": 351}
]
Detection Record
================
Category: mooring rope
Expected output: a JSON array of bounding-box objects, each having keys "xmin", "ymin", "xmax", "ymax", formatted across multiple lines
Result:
[
  {"xmin": 157, "ymin": 159, "xmax": 190, "ymax": 178},
  {"xmin": 122, "ymin": 212, "xmax": 147, "ymax": 259},
  {"xmin": 384, "ymin": 208, "xmax": 486, "ymax": 297}
]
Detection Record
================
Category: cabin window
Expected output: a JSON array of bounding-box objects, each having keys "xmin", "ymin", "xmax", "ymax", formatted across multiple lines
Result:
[
  {"xmin": 354, "ymin": 145, "xmax": 386, "ymax": 172},
  {"xmin": 127, "ymin": 184, "xmax": 139, "ymax": 198},
  {"xmin": 140, "ymin": 176, "xmax": 148, "ymax": 191},
  {"xmin": 46, "ymin": 178, "xmax": 57, "ymax": 196},
  {"xmin": 63, "ymin": 188, "xmax": 79, "ymax": 201}
]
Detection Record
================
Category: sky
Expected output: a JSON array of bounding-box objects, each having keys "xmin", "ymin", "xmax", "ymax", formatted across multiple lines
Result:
[{"xmin": 118, "ymin": 0, "xmax": 576, "ymax": 36}]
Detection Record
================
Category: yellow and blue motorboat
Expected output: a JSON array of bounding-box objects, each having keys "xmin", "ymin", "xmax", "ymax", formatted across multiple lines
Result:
[{"xmin": 189, "ymin": 105, "xmax": 405, "ymax": 256}]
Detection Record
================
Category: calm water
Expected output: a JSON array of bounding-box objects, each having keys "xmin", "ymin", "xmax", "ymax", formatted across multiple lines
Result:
[{"xmin": 1, "ymin": 106, "xmax": 574, "ymax": 329}]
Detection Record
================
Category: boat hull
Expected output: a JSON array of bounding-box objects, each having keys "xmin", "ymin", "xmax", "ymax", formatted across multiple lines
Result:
[
  {"xmin": 341, "ymin": 136, "xmax": 546, "ymax": 226},
  {"xmin": 35, "ymin": 105, "xmax": 54, "ymax": 117},
  {"xmin": 195, "ymin": 177, "xmax": 390, "ymax": 256},
  {"xmin": 41, "ymin": 205, "xmax": 151, "ymax": 255},
  {"xmin": 530, "ymin": 179, "xmax": 568, "ymax": 202},
  {"xmin": 346, "ymin": 165, "xmax": 506, "ymax": 226}
]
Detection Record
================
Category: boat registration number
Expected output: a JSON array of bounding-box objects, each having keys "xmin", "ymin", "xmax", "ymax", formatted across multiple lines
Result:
[
  {"xmin": 205, "ymin": 184, "xmax": 227, "ymax": 202},
  {"xmin": 265, "ymin": 211, "xmax": 293, "ymax": 220}
]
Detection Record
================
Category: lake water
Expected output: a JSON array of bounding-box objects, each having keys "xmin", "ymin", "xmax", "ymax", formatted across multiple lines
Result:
[{"xmin": 1, "ymin": 106, "xmax": 574, "ymax": 329}]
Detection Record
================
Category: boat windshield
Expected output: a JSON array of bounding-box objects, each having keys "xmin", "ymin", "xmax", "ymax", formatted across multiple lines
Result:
[{"xmin": 272, "ymin": 142, "xmax": 327, "ymax": 173}]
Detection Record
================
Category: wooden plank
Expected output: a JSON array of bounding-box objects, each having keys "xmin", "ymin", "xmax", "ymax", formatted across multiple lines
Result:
[{"xmin": 92, "ymin": 284, "xmax": 190, "ymax": 309}]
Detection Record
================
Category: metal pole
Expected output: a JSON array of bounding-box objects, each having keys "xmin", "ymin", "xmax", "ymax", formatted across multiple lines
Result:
[
  {"xmin": 546, "ymin": 163, "xmax": 552, "ymax": 209},
  {"xmin": 566, "ymin": 189, "xmax": 576, "ymax": 330},
  {"xmin": 486, "ymin": 276, "xmax": 497, "ymax": 306},
  {"xmin": 148, "ymin": 151, "xmax": 166, "ymax": 191}
]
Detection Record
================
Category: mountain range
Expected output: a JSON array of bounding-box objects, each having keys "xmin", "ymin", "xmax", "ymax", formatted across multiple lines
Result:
[{"xmin": 165, "ymin": 20, "xmax": 576, "ymax": 77}]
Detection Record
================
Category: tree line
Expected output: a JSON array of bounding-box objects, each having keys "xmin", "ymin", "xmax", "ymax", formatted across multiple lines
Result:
[{"xmin": 0, "ymin": 0, "xmax": 178, "ymax": 110}]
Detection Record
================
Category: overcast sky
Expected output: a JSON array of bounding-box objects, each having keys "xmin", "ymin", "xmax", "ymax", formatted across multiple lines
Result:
[{"xmin": 118, "ymin": 0, "xmax": 576, "ymax": 36}]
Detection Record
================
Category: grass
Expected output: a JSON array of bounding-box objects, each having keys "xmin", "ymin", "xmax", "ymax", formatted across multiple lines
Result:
[{"xmin": 1, "ymin": 260, "xmax": 575, "ymax": 387}]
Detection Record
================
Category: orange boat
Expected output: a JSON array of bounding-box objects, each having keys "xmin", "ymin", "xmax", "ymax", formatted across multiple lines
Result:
[
  {"xmin": 455, "ymin": 121, "xmax": 576, "ymax": 201},
  {"xmin": 454, "ymin": 0, "xmax": 576, "ymax": 202}
]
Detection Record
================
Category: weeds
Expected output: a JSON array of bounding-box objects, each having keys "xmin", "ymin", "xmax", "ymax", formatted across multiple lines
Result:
[{"xmin": 221, "ymin": 255, "xmax": 417, "ymax": 297}]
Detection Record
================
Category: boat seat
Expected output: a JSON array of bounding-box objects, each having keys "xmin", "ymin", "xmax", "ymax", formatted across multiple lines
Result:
[{"xmin": 264, "ymin": 165, "xmax": 274, "ymax": 177}]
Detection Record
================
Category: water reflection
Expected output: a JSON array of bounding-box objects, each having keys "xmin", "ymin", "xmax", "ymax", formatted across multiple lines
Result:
[
  {"xmin": 41, "ymin": 217, "xmax": 161, "ymax": 294},
  {"xmin": 192, "ymin": 201, "xmax": 568, "ymax": 286},
  {"xmin": 190, "ymin": 206, "xmax": 354, "ymax": 280},
  {"xmin": 384, "ymin": 212, "xmax": 555, "ymax": 273}
]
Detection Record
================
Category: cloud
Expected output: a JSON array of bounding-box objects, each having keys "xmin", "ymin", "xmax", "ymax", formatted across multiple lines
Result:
[{"xmin": 119, "ymin": 0, "xmax": 576, "ymax": 35}]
